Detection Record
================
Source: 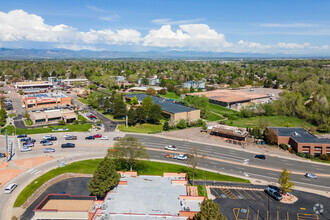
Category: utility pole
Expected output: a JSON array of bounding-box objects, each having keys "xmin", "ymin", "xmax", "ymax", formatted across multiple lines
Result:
[
  {"xmin": 5, "ymin": 132, "xmax": 8, "ymax": 162},
  {"xmin": 125, "ymin": 115, "xmax": 128, "ymax": 128}
]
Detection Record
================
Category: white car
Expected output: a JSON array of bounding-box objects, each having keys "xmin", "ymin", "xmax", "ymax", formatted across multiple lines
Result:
[
  {"xmin": 176, "ymin": 154, "xmax": 188, "ymax": 160},
  {"xmin": 4, "ymin": 183, "xmax": 17, "ymax": 194},
  {"xmin": 64, "ymin": 134, "xmax": 73, "ymax": 139},
  {"xmin": 100, "ymin": 136, "xmax": 109, "ymax": 140},
  {"xmin": 20, "ymin": 147, "xmax": 32, "ymax": 152},
  {"xmin": 305, "ymin": 173, "xmax": 318, "ymax": 179},
  {"xmin": 165, "ymin": 145, "xmax": 177, "ymax": 151},
  {"xmin": 42, "ymin": 135, "xmax": 52, "ymax": 140}
]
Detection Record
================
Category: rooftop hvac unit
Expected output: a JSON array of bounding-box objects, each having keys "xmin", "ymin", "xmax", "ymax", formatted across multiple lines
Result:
[
  {"xmin": 104, "ymin": 214, "xmax": 110, "ymax": 220},
  {"xmin": 102, "ymin": 203, "xmax": 108, "ymax": 210}
]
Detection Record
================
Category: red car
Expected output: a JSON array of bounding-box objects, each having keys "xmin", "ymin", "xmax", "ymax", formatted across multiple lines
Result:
[
  {"xmin": 88, "ymin": 115, "xmax": 96, "ymax": 119},
  {"xmin": 93, "ymin": 134, "xmax": 102, "ymax": 138}
]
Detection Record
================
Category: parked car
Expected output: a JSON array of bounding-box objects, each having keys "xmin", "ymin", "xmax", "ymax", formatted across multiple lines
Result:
[
  {"xmin": 65, "ymin": 135, "xmax": 77, "ymax": 140},
  {"xmin": 268, "ymin": 185, "xmax": 280, "ymax": 192},
  {"xmin": 45, "ymin": 136, "xmax": 57, "ymax": 141},
  {"xmin": 113, "ymin": 137, "xmax": 121, "ymax": 141},
  {"xmin": 165, "ymin": 145, "xmax": 177, "ymax": 151},
  {"xmin": 305, "ymin": 173, "xmax": 318, "ymax": 179},
  {"xmin": 176, "ymin": 154, "xmax": 188, "ymax": 160},
  {"xmin": 100, "ymin": 136, "xmax": 109, "ymax": 140},
  {"xmin": 23, "ymin": 142, "xmax": 34, "ymax": 148},
  {"xmin": 43, "ymin": 141, "xmax": 53, "ymax": 146},
  {"xmin": 86, "ymin": 113, "xmax": 92, "ymax": 117},
  {"xmin": 40, "ymin": 139, "xmax": 51, "ymax": 144},
  {"xmin": 44, "ymin": 148, "xmax": 55, "ymax": 153},
  {"xmin": 42, "ymin": 135, "xmax": 53, "ymax": 140},
  {"xmin": 17, "ymin": 134, "xmax": 27, "ymax": 138},
  {"xmin": 255, "ymin": 155, "xmax": 266, "ymax": 160},
  {"xmin": 21, "ymin": 137, "xmax": 31, "ymax": 142},
  {"xmin": 23, "ymin": 139, "xmax": 35, "ymax": 144},
  {"xmin": 0, "ymin": 153, "xmax": 6, "ymax": 158},
  {"xmin": 93, "ymin": 134, "xmax": 102, "ymax": 138},
  {"xmin": 89, "ymin": 116, "xmax": 97, "ymax": 120},
  {"xmin": 61, "ymin": 143, "xmax": 75, "ymax": 148},
  {"xmin": 85, "ymin": 136, "xmax": 95, "ymax": 140},
  {"xmin": 4, "ymin": 183, "xmax": 17, "ymax": 194},
  {"xmin": 265, "ymin": 187, "xmax": 282, "ymax": 201},
  {"xmin": 20, "ymin": 147, "xmax": 32, "ymax": 152}
]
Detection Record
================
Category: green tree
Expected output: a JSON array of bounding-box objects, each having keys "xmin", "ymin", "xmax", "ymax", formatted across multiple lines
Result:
[
  {"xmin": 187, "ymin": 147, "xmax": 204, "ymax": 186},
  {"xmin": 159, "ymin": 79, "xmax": 167, "ymax": 87},
  {"xmin": 107, "ymin": 136, "xmax": 149, "ymax": 171},
  {"xmin": 278, "ymin": 168, "xmax": 295, "ymax": 193},
  {"xmin": 146, "ymin": 88, "xmax": 157, "ymax": 96},
  {"xmin": 113, "ymin": 96, "xmax": 127, "ymax": 119},
  {"xmin": 142, "ymin": 96, "xmax": 153, "ymax": 117},
  {"xmin": 190, "ymin": 86, "xmax": 195, "ymax": 93},
  {"xmin": 166, "ymin": 83, "xmax": 175, "ymax": 92},
  {"xmin": 176, "ymin": 119, "xmax": 187, "ymax": 129},
  {"xmin": 141, "ymin": 77, "xmax": 149, "ymax": 85},
  {"xmin": 193, "ymin": 199, "xmax": 227, "ymax": 220},
  {"xmin": 148, "ymin": 104, "xmax": 163, "ymax": 124},
  {"xmin": 88, "ymin": 157, "xmax": 120, "ymax": 198},
  {"xmin": 23, "ymin": 110, "xmax": 30, "ymax": 119},
  {"xmin": 130, "ymin": 96, "xmax": 139, "ymax": 105},
  {"xmin": 135, "ymin": 106, "xmax": 146, "ymax": 124},
  {"xmin": 264, "ymin": 128, "xmax": 278, "ymax": 144},
  {"xmin": 127, "ymin": 108, "xmax": 137, "ymax": 126},
  {"xmin": 163, "ymin": 121, "xmax": 170, "ymax": 131}
]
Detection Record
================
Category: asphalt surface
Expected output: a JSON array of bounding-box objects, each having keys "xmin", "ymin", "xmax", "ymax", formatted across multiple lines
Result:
[
  {"xmin": 0, "ymin": 131, "xmax": 329, "ymax": 220},
  {"xmin": 127, "ymin": 134, "xmax": 330, "ymax": 192},
  {"xmin": 20, "ymin": 177, "xmax": 91, "ymax": 220},
  {"xmin": 211, "ymin": 185, "xmax": 329, "ymax": 220}
]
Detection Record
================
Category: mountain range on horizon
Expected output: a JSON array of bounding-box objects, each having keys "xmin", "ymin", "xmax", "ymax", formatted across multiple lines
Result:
[{"xmin": 0, "ymin": 47, "xmax": 329, "ymax": 60}]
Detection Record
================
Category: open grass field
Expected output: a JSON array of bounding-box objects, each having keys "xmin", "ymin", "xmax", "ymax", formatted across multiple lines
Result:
[
  {"xmin": 1, "ymin": 123, "xmax": 92, "ymax": 136},
  {"xmin": 209, "ymin": 103, "xmax": 239, "ymax": 117},
  {"xmin": 159, "ymin": 92, "xmax": 182, "ymax": 100},
  {"xmin": 206, "ymin": 112, "xmax": 223, "ymax": 121},
  {"xmin": 118, "ymin": 122, "xmax": 163, "ymax": 134},
  {"xmin": 14, "ymin": 159, "xmax": 249, "ymax": 207},
  {"xmin": 227, "ymin": 115, "xmax": 313, "ymax": 128}
]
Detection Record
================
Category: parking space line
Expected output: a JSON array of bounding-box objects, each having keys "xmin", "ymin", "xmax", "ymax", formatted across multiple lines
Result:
[
  {"xmin": 250, "ymin": 190, "xmax": 264, "ymax": 201},
  {"xmin": 234, "ymin": 189, "xmax": 246, "ymax": 199},
  {"xmin": 258, "ymin": 191, "xmax": 270, "ymax": 199},
  {"xmin": 277, "ymin": 211, "xmax": 279, "ymax": 220},
  {"xmin": 221, "ymin": 188, "xmax": 238, "ymax": 199},
  {"xmin": 257, "ymin": 210, "xmax": 259, "ymax": 220},
  {"xmin": 287, "ymin": 212, "xmax": 289, "ymax": 220},
  {"xmin": 297, "ymin": 213, "xmax": 319, "ymax": 220},
  {"xmin": 241, "ymin": 190, "xmax": 255, "ymax": 200},
  {"xmin": 210, "ymin": 188, "xmax": 222, "ymax": 198}
]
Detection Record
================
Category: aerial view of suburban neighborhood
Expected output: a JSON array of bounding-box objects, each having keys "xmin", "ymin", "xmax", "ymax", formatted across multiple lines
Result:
[{"xmin": 0, "ymin": 1, "xmax": 329, "ymax": 220}]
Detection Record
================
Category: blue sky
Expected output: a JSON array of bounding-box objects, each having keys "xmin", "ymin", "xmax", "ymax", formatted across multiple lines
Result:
[{"xmin": 0, "ymin": 0, "xmax": 329, "ymax": 54}]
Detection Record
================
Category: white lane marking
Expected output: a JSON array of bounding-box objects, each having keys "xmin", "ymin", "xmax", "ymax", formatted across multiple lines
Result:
[
  {"xmin": 244, "ymin": 172, "xmax": 249, "ymax": 177},
  {"xmin": 268, "ymin": 173, "xmax": 277, "ymax": 176},
  {"xmin": 237, "ymin": 167, "xmax": 245, "ymax": 170},
  {"xmin": 27, "ymin": 169, "xmax": 36, "ymax": 173},
  {"xmin": 284, "ymin": 163, "xmax": 293, "ymax": 166},
  {"xmin": 34, "ymin": 170, "xmax": 41, "ymax": 174},
  {"xmin": 315, "ymin": 168, "xmax": 324, "ymax": 171}
]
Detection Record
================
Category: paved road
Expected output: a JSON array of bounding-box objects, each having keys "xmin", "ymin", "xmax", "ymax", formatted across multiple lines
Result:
[
  {"xmin": 127, "ymin": 134, "xmax": 330, "ymax": 192},
  {"xmin": 1, "ymin": 132, "xmax": 330, "ymax": 220}
]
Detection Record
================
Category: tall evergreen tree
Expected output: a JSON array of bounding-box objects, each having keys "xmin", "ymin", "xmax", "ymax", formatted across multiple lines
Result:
[
  {"xmin": 148, "ymin": 104, "xmax": 163, "ymax": 124},
  {"xmin": 127, "ymin": 108, "xmax": 137, "ymax": 126},
  {"xmin": 142, "ymin": 96, "xmax": 153, "ymax": 117},
  {"xmin": 112, "ymin": 96, "xmax": 127, "ymax": 119},
  {"xmin": 88, "ymin": 157, "xmax": 120, "ymax": 198}
]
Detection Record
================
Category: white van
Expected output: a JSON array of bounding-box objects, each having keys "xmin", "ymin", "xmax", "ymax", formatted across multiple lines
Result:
[
  {"xmin": 4, "ymin": 183, "xmax": 17, "ymax": 194},
  {"xmin": 22, "ymin": 104, "xmax": 25, "ymax": 109}
]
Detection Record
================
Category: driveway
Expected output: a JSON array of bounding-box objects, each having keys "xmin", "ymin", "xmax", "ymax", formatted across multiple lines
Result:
[{"xmin": 20, "ymin": 177, "xmax": 91, "ymax": 220}]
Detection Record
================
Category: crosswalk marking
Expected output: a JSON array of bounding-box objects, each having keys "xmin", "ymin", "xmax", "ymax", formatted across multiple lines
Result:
[{"xmin": 26, "ymin": 168, "xmax": 41, "ymax": 175}]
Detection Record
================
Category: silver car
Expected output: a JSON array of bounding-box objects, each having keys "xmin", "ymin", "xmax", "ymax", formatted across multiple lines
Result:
[
  {"xmin": 42, "ymin": 141, "xmax": 53, "ymax": 146},
  {"xmin": 20, "ymin": 147, "xmax": 32, "ymax": 152}
]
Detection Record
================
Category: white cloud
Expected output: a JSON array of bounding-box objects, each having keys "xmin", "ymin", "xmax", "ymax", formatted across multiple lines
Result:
[
  {"xmin": 143, "ymin": 24, "xmax": 232, "ymax": 51},
  {"xmin": 151, "ymin": 18, "xmax": 206, "ymax": 25},
  {"xmin": 260, "ymin": 23, "xmax": 319, "ymax": 28},
  {"xmin": 0, "ymin": 9, "xmax": 328, "ymax": 54}
]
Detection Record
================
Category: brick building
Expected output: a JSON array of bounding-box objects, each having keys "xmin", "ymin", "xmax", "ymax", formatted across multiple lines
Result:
[
  {"xmin": 22, "ymin": 92, "xmax": 71, "ymax": 109},
  {"xmin": 268, "ymin": 127, "xmax": 330, "ymax": 156}
]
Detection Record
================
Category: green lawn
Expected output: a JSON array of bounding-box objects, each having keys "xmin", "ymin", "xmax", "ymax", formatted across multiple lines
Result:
[
  {"xmin": 104, "ymin": 113, "xmax": 125, "ymax": 122},
  {"xmin": 24, "ymin": 119, "xmax": 33, "ymax": 126},
  {"xmin": 209, "ymin": 103, "xmax": 239, "ymax": 117},
  {"xmin": 8, "ymin": 113, "xmax": 17, "ymax": 118},
  {"xmin": 78, "ymin": 114, "xmax": 86, "ymax": 121},
  {"xmin": 14, "ymin": 159, "xmax": 248, "ymax": 207},
  {"xmin": 78, "ymin": 98, "xmax": 88, "ymax": 104},
  {"xmin": 118, "ymin": 123, "xmax": 163, "ymax": 134},
  {"xmin": 98, "ymin": 88, "xmax": 113, "ymax": 95},
  {"xmin": 227, "ymin": 115, "xmax": 313, "ymax": 128},
  {"xmin": 197, "ymin": 185, "xmax": 208, "ymax": 198},
  {"xmin": 159, "ymin": 92, "xmax": 182, "ymax": 100},
  {"xmin": 1, "ymin": 123, "xmax": 92, "ymax": 136},
  {"xmin": 206, "ymin": 112, "xmax": 223, "ymax": 121}
]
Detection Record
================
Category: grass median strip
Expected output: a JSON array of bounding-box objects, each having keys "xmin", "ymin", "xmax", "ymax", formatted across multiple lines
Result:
[{"xmin": 14, "ymin": 159, "xmax": 249, "ymax": 207}]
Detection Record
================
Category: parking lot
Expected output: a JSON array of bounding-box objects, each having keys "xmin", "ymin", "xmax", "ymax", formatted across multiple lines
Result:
[{"xmin": 210, "ymin": 186, "xmax": 328, "ymax": 220}]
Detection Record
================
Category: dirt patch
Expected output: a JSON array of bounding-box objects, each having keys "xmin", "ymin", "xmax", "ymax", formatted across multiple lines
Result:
[
  {"xmin": 280, "ymin": 193, "xmax": 298, "ymax": 204},
  {"xmin": 0, "ymin": 161, "xmax": 8, "ymax": 169},
  {"xmin": 0, "ymin": 169, "xmax": 24, "ymax": 187},
  {"xmin": 14, "ymin": 156, "xmax": 53, "ymax": 169}
]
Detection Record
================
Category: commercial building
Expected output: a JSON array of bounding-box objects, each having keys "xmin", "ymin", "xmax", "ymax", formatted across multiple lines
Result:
[
  {"xmin": 183, "ymin": 81, "xmax": 206, "ymax": 89},
  {"xmin": 22, "ymin": 92, "xmax": 71, "ymax": 109},
  {"xmin": 268, "ymin": 127, "xmax": 330, "ymax": 156},
  {"xmin": 33, "ymin": 172, "xmax": 204, "ymax": 220},
  {"xmin": 188, "ymin": 89, "xmax": 270, "ymax": 110},
  {"xmin": 33, "ymin": 194, "xmax": 98, "ymax": 220},
  {"xmin": 124, "ymin": 94, "xmax": 200, "ymax": 122},
  {"xmin": 207, "ymin": 124, "xmax": 249, "ymax": 142},
  {"xmin": 61, "ymin": 78, "xmax": 88, "ymax": 86},
  {"xmin": 138, "ymin": 77, "xmax": 160, "ymax": 86},
  {"xmin": 15, "ymin": 81, "xmax": 52, "ymax": 94},
  {"xmin": 29, "ymin": 108, "xmax": 78, "ymax": 125},
  {"xmin": 128, "ymin": 86, "xmax": 165, "ymax": 93}
]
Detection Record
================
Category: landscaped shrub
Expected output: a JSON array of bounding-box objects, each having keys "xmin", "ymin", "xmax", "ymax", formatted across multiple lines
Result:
[
  {"xmin": 176, "ymin": 119, "xmax": 187, "ymax": 129},
  {"xmin": 279, "ymin": 144, "xmax": 288, "ymax": 151},
  {"xmin": 319, "ymin": 154, "xmax": 330, "ymax": 161},
  {"xmin": 296, "ymin": 152, "xmax": 306, "ymax": 158},
  {"xmin": 305, "ymin": 154, "xmax": 314, "ymax": 159}
]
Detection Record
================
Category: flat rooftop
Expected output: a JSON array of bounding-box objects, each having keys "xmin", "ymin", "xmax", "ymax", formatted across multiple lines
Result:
[
  {"xmin": 188, "ymin": 89, "xmax": 270, "ymax": 103},
  {"xmin": 16, "ymin": 81, "xmax": 51, "ymax": 86},
  {"xmin": 25, "ymin": 92, "xmax": 67, "ymax": 99},
  {"xmin": 129, "ymin": 86, "xmax": 164, "ymax": 91},
  {"xmin": 269, "ymin": 127, "xmax": 330, "ymax": 144},
  {"xmin": 34, "ymin": 194, "xmax": 96, "ymax": 212},
  {"xmin": 103, "ymin": 175, "xmax": 187, "ymax": 217},
  {"xmin": 124, "ymin": 94, "xmax": 197, "ymax": 114},
  {"xmin": 30, "ymin": 109, "xmax": 76, "ymax": 120}
]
